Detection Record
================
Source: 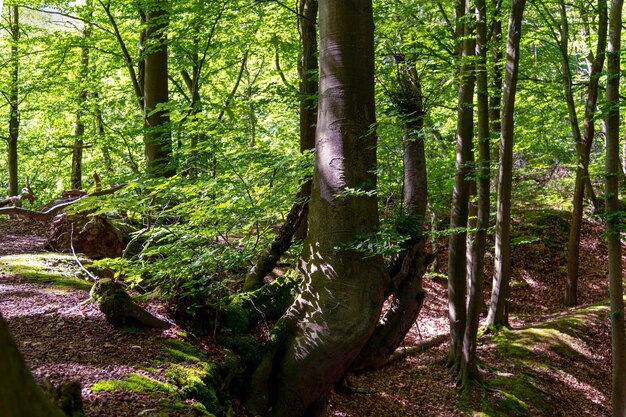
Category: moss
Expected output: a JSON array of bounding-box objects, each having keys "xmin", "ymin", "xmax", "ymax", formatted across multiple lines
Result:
[
  {"xmin": 163, "ymin": 339, "xmax": 210, "ymax": 363},
  {"xmin": 165, "ymin": 363, "xmax": 223, "ymax": 415},
  {"xmin": 220, "ymin": 271, "xmax": 301, "ymax": 333},
  {"xmin": 216, "ymin": 334, "xmax": 264, "ymax": 371},
  {"xmin": 89, "ymin": 373, "xmax": 174, "ymax": 393},
  {"xmin": 0, "ymin": 253, "xmax": 92, "ymax": 291}
]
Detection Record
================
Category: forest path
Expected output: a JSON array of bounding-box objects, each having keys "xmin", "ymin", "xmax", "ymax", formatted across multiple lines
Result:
[{"xmin": 0, "ymin": 218, "xmax": 194, "ymax": 417}]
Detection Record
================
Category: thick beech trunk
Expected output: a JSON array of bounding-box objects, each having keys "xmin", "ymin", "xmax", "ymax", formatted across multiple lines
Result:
[
  {"xmin": 247, "ymin": 2, "xmax": 387, "ymax": 415},
  {"xmin": 448, "ymin": 0, "xmax": 475, "ymax": 368},
  {"xmin": 0, "ymin": 312, "xmax": 65, "ymax": 417},
  {"xmin": 564, "ymin": 0, "xmax": 607, "ymax": 307},
  {"xmin": 144, "ymin": 1, "xmax": 174, "ymax": 177},
  {"xmin": 606, "ymin": 0, "xmax": 626, "ymax": 414},
  {"xmin": 486, "ymin": 0, "xmax": 526, "ymax": 329},
  {"xmin": 460, "ymin": 0, "xmax": 490, "ymax": 386}
]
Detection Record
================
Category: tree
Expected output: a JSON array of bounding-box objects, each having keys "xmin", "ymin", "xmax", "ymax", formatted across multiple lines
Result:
[
  {"xmin": 560, "ymin": 0, "xmax": 607, "ymax": 306},
  {"xmin": 5, "ymin": 5, "xmax": 19, "ymax": 197},
  {"xmin": 486, "ymin": 0, "xmax": 526, "ymax": 328},
  {"xmin": 71, "ymin": 1, "xmax": 93, "ymax": 190},
  {"xmin": 447, "ymin": 0, "xmax": 475, "ymax": 369},
  {"xmin": 247, "ymin": 0, "xmax": 388, "ymax": 414},
  {"xmin": 605, "ymin": 0, "xmax": 625, "ymax": 413},
  {"xmin": 460, "ymin": 0, "xmax": 490, "ymax": 385},
  {"xmin": 0, "ymin": 312, "xmax": 65, "ymax": 417},
  {"xmin": 143, "ymin": 0, "xmax": 174, "ymax": 177}
]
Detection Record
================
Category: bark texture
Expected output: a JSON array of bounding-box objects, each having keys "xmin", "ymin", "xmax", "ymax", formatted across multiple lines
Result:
[
  {"xmin": 486, "ymin": 0, "xmax": 526, "ymax": 329},
  {"xmin": 7, "ymin": 5, "xmax": 19, "ymax": 197}
]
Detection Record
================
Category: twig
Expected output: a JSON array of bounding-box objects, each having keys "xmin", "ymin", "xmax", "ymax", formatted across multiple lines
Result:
[{"xmin": 70, "ymin": 223, "xmax": 98, "ymax": 282}]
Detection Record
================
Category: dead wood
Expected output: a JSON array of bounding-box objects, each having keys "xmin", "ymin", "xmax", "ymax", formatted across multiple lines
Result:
[{"xmin": 0, "ymin": 184, "xmax": 125, "ymax": 220}]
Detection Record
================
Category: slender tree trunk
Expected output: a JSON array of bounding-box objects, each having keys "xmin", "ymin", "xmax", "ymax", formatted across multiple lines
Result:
[
  {"xmin": 448, "ymin": 0, "xmax": 475, "ymax": 369},
  {"xmin": 143, "ymin": 1, "xmax": 174, "ymax": 177},
  {"xmin": 351, "ymin": 61, "xmax": 428, "ymax": 371},
  {"xmin": 247, "ymin": 2, "xmax": 387, "ymax": 415},
  {"xmin": 0, "ymin": 312, "xmax": 65, "ymax": 417},
  {"xmin": 460, "ymin": 0, "xmax": 490, "ymax": 386},
  {"xmin": 564, "ymin": 0, "xmax": 607, "ymax": 307},
  {"xmin": 489, "ymin": 0, "xmax": 503, "ymax": 194},
  {"xmin": 294, "ymin": 0, "xmax": 319, "ymax": 241},
  {"xmin": 71, "ymin": 12, "xmax": 91, "ymax": 190},
  {"xmin": 486, "ymin": 0, "xmax": 526, "ymax": 329},
  {"xmin": 7, "ymin": 5, "xmax": 19, "ymax": 197},
  {"xmin": 606, "ymin": 0, "xmax": 626, "ymax": 414}
]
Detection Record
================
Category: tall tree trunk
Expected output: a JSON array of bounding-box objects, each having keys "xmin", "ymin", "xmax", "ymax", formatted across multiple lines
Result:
[
  {"xmin": 242, "ymin": 0, "xmax": 318, "ymax": 291},
  {"xmin": 0, "ymin": 312, "xmax": 65, "ymax": 417},
  {"xmin": 460, "ymin": 0, "xmax": 490, "ymax": 386},
  {"xmin": 489, "ymin": 0, "xmax": 503, "ymax": 194},
  {"xmin": 351, "ymin": 59, "xmax": 428, "ymax": 371},
  {"xmin": 143, "ymin": 1, "xmax": 174, "ymax": 177},
  {"xmin": 7, "ymin": 5, "xmax": 19, "ymax": 197},
  {"xmin": 606, "ymin": 0, "xmax": 626, "ymax": 413},
  {"xmin": 71, "ymin": 8, "xmax": 91, "ymax": 190},
  {"xmin": 447, "ymin": 0, "xmax": 475, "ymax": 369},
  {"xmin": 486, "ymin": 0, "xmax": 526, "ymax": 329},
  {"xmin": 564, "ymin": 0, "xmax": 607, "ymax": 307},
  {"xmin": 294, "ymin": 0, "xmax": 319, "ymax": 241},
  {"xmin": 247, "ymin": 1, "xmax": 387, "ymax": 415}
]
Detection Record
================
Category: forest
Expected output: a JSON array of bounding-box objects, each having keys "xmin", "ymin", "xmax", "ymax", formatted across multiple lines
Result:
[{"xmin": 0, "ymin": 0, "xmax": 625, "ymax": 415}]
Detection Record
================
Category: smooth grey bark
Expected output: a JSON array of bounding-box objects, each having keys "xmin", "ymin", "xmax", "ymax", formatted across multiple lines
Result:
[
  {"xmin": 247, "ymin": 1, "xmax": 387, "ymax": 415},
  {"xmin": 460, "ymin": 0, "xmax": 490, "ymax": 386},
  {"xmin": 0, "ymin": 312, "xmax": 65, "ymax": 417},
  {"xmin": 563, "ymin": 0, "xmax": 607, "ymax": 307},
  {"xmin": 7, "ymin": 5, "xmax": 19, "ymax": 197},
  {"xmin": 143, "ymin": 1, "xmax": 174, "ymax": 177},
  {"xmin": 606, "ymin": 0, "xmax": 626, "ymax": 414},
  {"xmin": 486, "ymin": 0, "xmax": 526, "ymax": 329},
  {"xmin": 448, "ymin": 0, "xmax": 475, "ymax": 369}
]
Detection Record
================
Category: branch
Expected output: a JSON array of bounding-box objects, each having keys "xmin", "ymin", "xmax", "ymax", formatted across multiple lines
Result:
[{"xmin": 0, "ymin": 184, "xmax": 126, "ymax": 220}]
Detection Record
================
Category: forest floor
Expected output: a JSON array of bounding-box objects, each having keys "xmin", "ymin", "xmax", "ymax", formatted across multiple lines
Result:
[{"xmin": 0, "ymin": 207, "xmax": 622, "ymax": 417}]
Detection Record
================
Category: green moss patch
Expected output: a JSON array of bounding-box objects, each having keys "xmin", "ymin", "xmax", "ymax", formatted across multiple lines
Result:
[
  {"xmin": 90, "ymin": 373, "xmax": 174, "ymax": 393},
  {"xmin": 0, "ymin": 253, "xmax": 92, "ymax": 291},
  {"xmin": 463, "ymin": 303, "xmax": 609, "ymax": 416}
]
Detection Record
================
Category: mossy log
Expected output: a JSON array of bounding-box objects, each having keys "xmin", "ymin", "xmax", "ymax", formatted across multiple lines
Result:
[
  {"xmin": 90, "ymin": 279, "xmax": 169, "ymax": 329},
  {"xmin": 221, "ymin": 272, "xmax": 301, "ymax": 333}
]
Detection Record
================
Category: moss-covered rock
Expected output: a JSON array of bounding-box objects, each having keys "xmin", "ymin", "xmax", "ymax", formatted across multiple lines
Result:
[{"xmin": 0, "ymin": 253, "xmax": 92, "ymax": 291}]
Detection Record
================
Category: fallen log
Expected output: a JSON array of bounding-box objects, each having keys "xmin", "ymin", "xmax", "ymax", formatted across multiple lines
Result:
[{"xmin": 0, "ymin": 184, "xmax": 125, "ymax": 220}]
